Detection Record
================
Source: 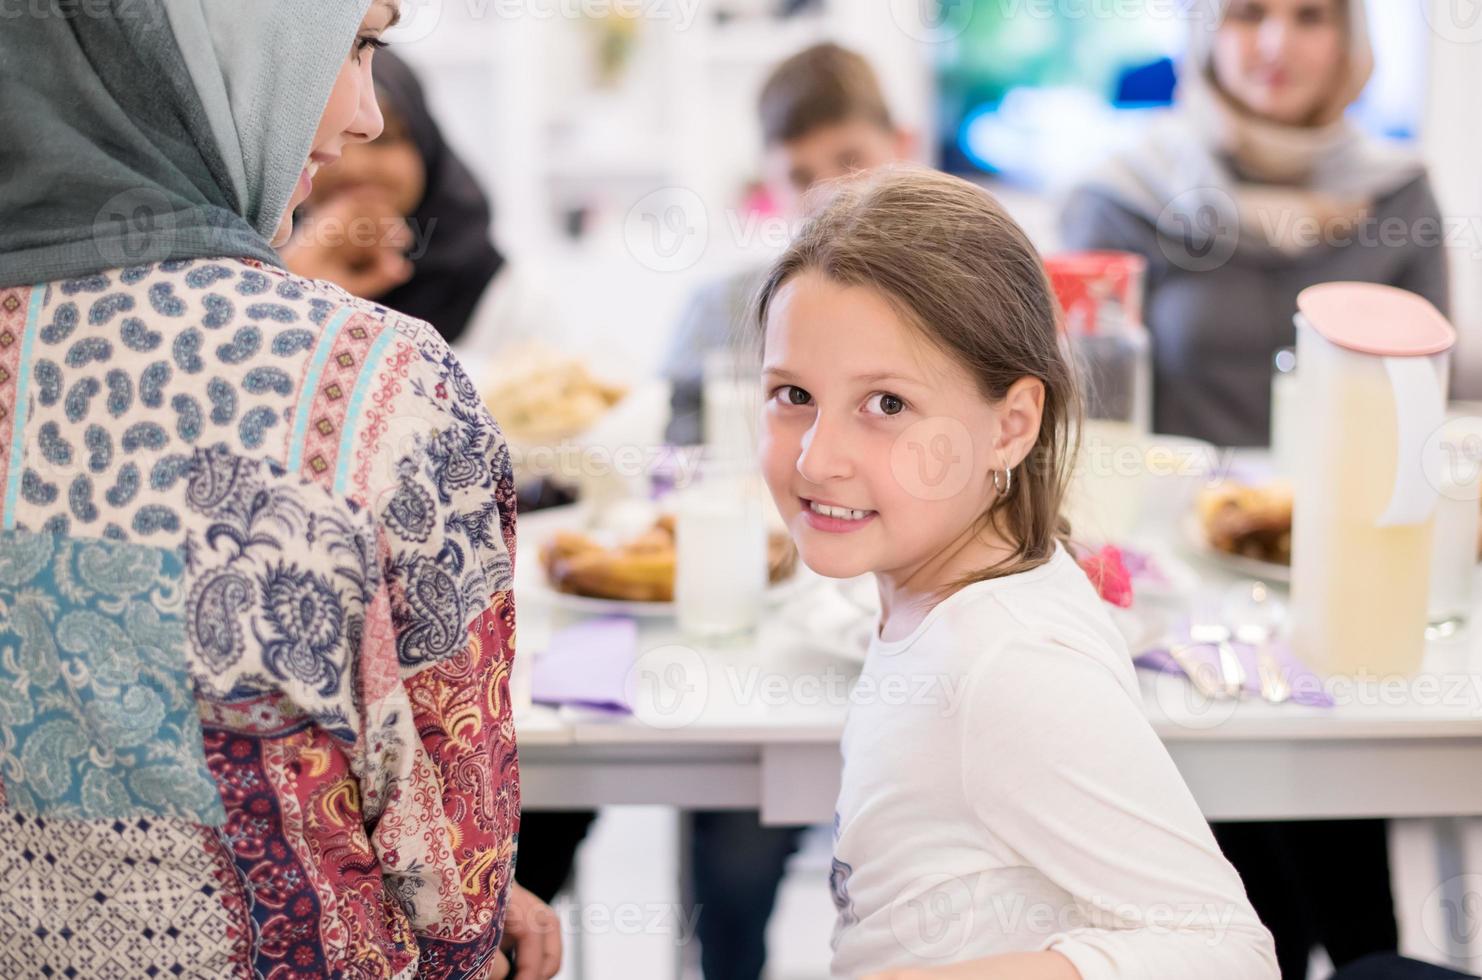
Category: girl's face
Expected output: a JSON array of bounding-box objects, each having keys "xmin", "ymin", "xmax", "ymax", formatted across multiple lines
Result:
[
  {"xmin": 759, "ymin": 271, "xmax": 1018, "ymax": 583},
  {"xmin": 272, "ymin": 0, "xmax": 399, "ymax": 247},
  {"xmin": 1212, "ymin": 0, "xmax": 1346, "ymax": 127}
]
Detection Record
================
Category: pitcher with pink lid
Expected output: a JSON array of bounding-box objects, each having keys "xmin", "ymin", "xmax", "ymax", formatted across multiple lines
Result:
[{"xmin": 1290, "ymin": 283, "xmax": 1457, "ymax": 677}]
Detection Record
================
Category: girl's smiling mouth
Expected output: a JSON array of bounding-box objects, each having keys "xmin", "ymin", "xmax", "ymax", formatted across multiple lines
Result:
[{"xmin": 800, "ymin": 497, "xmax": 878, "ymax": 533}]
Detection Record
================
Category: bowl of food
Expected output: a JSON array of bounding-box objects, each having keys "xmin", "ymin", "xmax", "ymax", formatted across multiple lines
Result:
[
  {"xmin": 482, "ymin": 346, "xmax": 629, "ymax": 446},
  {"xmin": 481, "ymin": 345, "xmax": 673, "ymax": 508}
]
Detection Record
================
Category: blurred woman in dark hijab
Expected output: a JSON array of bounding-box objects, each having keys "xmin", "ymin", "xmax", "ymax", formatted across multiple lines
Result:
[{"xmin": 282, "ymin": 49, "xmax": 551, "ymax": 378}]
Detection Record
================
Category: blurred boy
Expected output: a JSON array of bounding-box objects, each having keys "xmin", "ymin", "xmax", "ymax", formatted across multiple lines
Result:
[{"xmin": 663, "ymin": 42, "xmax": 914, "ymax": 445}]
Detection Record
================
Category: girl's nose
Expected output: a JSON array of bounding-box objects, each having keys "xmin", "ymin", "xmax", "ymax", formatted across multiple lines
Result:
[{"xmin": 796, "ymin": 414, "xmax": 852, "ymax": 484}]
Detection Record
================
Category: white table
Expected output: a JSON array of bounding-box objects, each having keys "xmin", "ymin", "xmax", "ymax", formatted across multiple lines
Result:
[
  {"xmin": 509, "ymin": 477, "xmax": 1482, "ymax": 972},
  {"xmin": 516, "ymin": 646, "xmax": 1482, "ymax": 825},
  {"xmin": 514, "ymin": 537, "xmax": 1482, "ymax": 825}
]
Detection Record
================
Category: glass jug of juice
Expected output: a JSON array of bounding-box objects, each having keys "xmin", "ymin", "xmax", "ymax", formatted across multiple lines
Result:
[
  {"xmin": 1049, "ymin": 251, "xmax": 1153, "ymax": 543},
  {"xmin": 1290, "ymin": 283, "xmax": 1456, "ymax": 677}
]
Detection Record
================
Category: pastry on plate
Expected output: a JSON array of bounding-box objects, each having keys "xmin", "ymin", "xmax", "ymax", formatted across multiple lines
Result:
[
  {"xmin": 1197, "ymin": 482, "xmax": 1293, "ymax": 565},
  {"xmin": 541, "ymin": 516, "xmax": 798, "ymax": 603}
]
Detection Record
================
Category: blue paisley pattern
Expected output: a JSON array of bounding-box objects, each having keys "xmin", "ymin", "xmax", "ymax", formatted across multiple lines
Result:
[
  {"xmin": 6, "ymin": 258, "xmax": 512, "ymax": 619},
  {"xmin": 392, "ymin": 345, "xmax": 513, "ymax": 668},
  {"xmin": 181, "ymin": 447, "xmax": 374, "ymax": 742},
  {"xmin": 0, "ymin": 529, "xmax": 223, "ymax": 823}
]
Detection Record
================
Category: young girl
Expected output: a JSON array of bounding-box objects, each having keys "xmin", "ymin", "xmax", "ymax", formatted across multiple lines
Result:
[{"xmin": 756, "ymin": 168, "xmax": 1278, "ymax": 980}]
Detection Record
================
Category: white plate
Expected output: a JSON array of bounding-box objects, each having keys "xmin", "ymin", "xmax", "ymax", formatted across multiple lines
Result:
[
  {"xmin": 517, "ymin": 502, "xmax": 818, "ymax": 618},
  {"xmin": 1180, "ymin": 511, "xmax": 1291, "ymax": 584}
]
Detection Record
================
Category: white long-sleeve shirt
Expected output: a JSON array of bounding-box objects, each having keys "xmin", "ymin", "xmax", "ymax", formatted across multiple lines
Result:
[{"xmin": 829, "ymin": 546, "xmax": 1278, "ymax": 980}]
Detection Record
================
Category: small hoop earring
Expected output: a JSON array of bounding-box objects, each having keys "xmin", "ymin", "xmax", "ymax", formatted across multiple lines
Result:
[{"xmin": 992, "ymin": 465, "xmax": 1013, "ymax": 497}]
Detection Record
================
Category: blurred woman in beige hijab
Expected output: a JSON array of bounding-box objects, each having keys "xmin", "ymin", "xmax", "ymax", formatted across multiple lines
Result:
[
  {"xmin": 1062, "ymin": 2, "xmax": 1444, "ymax": 976},
  {"xmin": 1062, "ymin": 0, "xmax": 1447, "ymax": 447}
]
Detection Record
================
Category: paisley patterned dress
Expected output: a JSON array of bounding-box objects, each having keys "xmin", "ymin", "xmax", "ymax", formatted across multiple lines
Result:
[{"xmin": 0, "ymin": 257, "xmax": 519, "ymax": 979}]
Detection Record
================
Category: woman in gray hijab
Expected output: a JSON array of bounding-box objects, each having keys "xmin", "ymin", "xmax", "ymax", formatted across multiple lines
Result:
[{"xmin": 0, "ymin": 3, "xmax": 557, "ymax": 977}]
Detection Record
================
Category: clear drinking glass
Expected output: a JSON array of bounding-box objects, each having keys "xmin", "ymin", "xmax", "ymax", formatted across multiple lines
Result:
[
  {"xmin": 1427, "ymin": 414, "xmax": 1482, "ymax": 638},
  {"xmin": 702, "ymin": 348, "xmax": 762, "ymax": 466},
  {"xmin": 1270, "ymin": 347, "xmax": 1298, "ymax": 478},
  {"xmin": 674, "ymin": 459, "xmax": 768, "ymax": 639}
]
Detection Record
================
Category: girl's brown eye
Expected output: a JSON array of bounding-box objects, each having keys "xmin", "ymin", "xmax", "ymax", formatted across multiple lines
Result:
[
  {"xmin": 867, "ymin": 393, "xmax": 905, "ymax": 416},
  {"xmin": 786, "ymin": 386, "xmax": 812, "ymax": 406}
]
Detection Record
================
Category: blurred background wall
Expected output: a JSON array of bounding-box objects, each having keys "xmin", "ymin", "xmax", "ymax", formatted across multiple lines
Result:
[{"xmin": 384, "ymin": 0, "xmax": 1481, "ymax": 388}]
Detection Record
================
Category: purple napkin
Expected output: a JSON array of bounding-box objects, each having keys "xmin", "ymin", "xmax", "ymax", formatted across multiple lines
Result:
[
  {"xmin": 1135, "ymin": 631, "xmax": 1335, "ymax": 708},
  {"xmin": 531, "ymin": 616, "xmax": 638, "ymax": 714}
]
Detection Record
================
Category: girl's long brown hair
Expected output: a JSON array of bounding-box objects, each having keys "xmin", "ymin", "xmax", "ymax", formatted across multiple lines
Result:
[{"xmin": 754, "ymin": 166, "xmax": 1081, "ymax": 588}]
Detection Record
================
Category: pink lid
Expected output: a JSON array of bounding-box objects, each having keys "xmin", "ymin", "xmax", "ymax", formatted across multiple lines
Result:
[{"xmin": 1297, "ymin": 282, "xmax": 1455, "ymax": 356}]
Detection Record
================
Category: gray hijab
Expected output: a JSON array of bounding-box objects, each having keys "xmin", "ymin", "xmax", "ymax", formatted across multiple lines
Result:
[{"xmin": 0, "ymin": 0, "xmax": 372, "ymax": 288}]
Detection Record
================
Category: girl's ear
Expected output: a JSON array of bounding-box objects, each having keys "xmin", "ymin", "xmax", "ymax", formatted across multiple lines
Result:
[{"xmin": 996, "ymin": 376, "xmax": 1045, "ymax": 469}]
